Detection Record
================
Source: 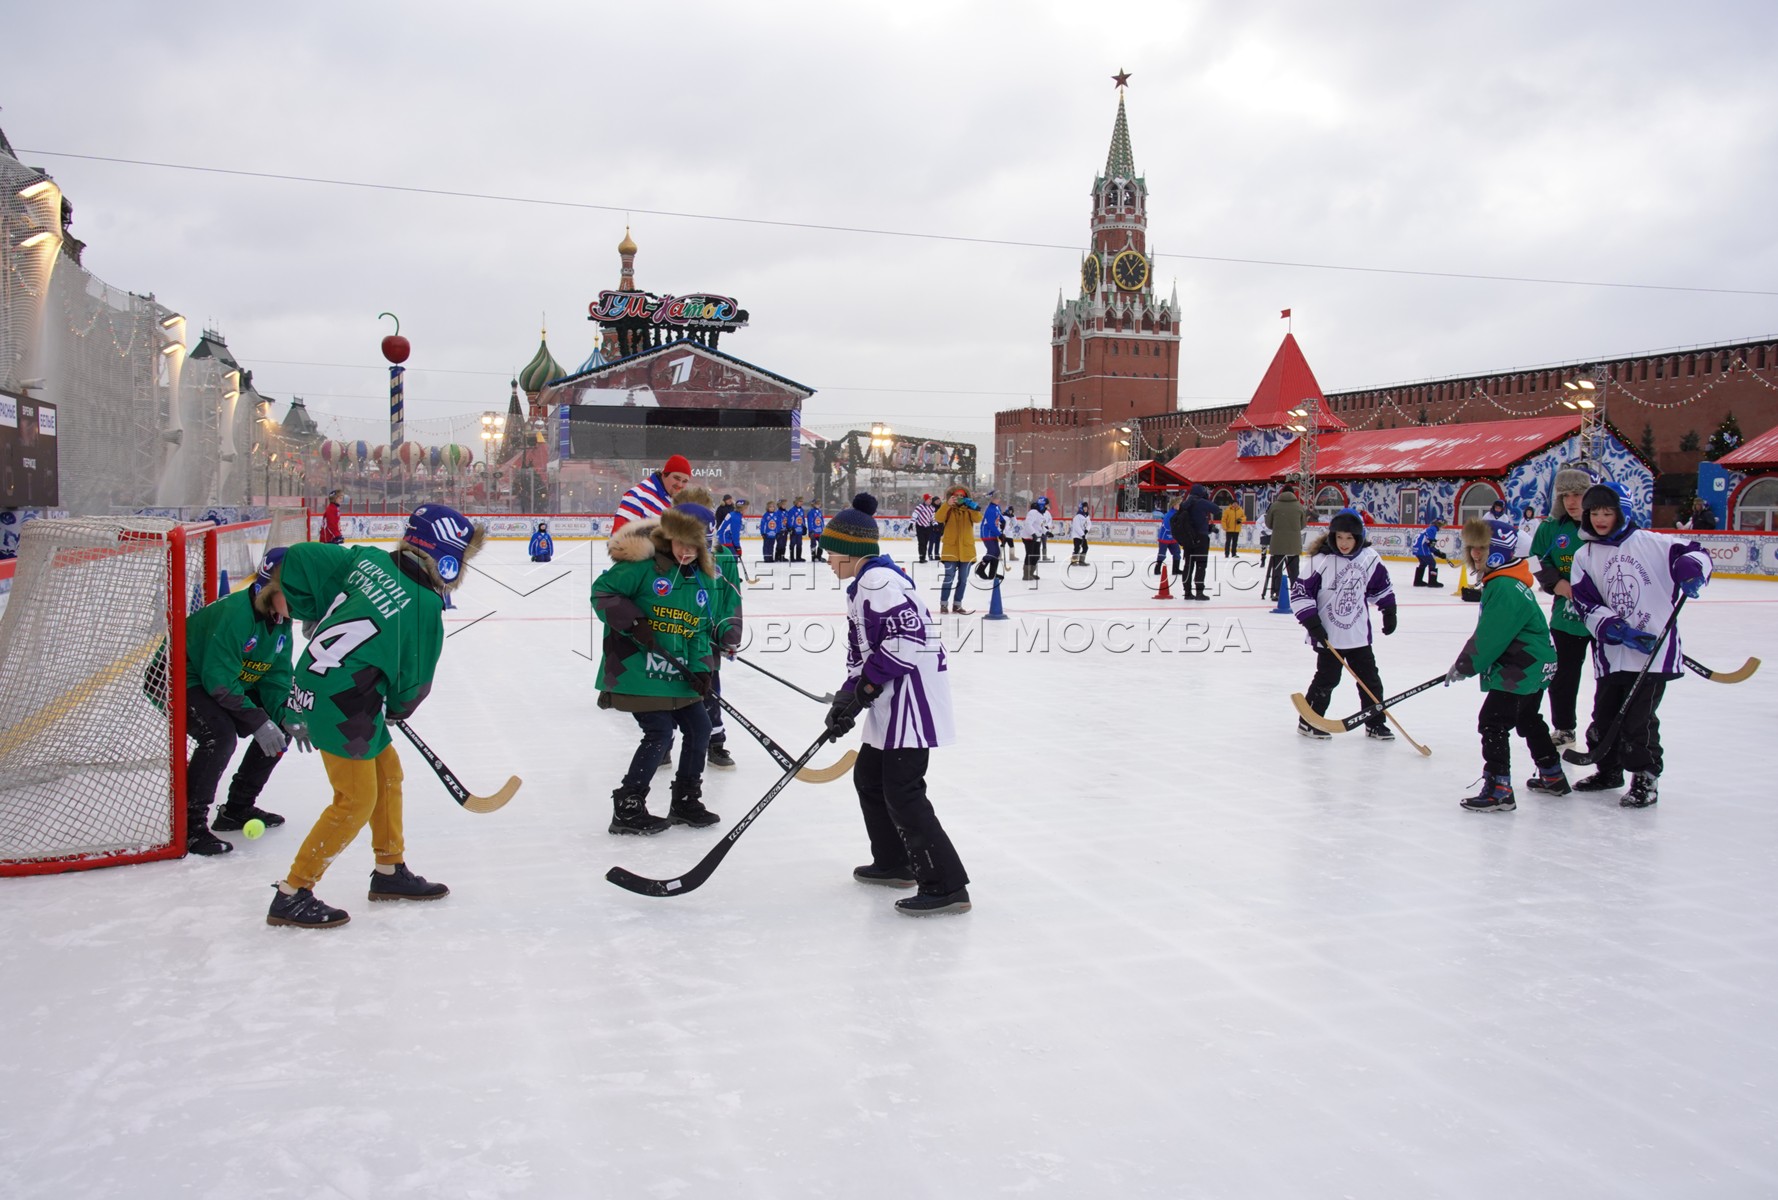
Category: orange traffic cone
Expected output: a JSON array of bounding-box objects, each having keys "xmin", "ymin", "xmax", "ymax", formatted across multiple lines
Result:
[
  {"xmin": 1450, "ymin": 563, "xmax": 1467, "ymax": 597},
  {"xmin": 1153, "ymin": 562, "xmax": 1173, "ymax": 600}
]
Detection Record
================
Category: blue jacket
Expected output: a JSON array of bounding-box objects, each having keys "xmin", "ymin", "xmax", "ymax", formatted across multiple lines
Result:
[
  {"xmin": 528, "ymin": 529, "xmax": 553, "ymax": 560},
  {"xmin": 807, "ymin": 507, "xmax": 824, "ymax": 536},
  {"xmin": 760, "ymin": 510, "xmax": 781, "ymax": 538},
  {"xmin": 787, "ymin": 505, "xmax": 805, "ymax": 533},
  {"xmin": 1157, "ymin": 507, "xmax": 1178, "ymax": 544},
  {"xmin": 980, "ymin": 502, "xmax": 1001, "ymax": 541},
  {"xmin": 1412, "ymin": 525, "xmax": 1444, "ymax": 561},
  {"xmin": 717, "ymin": 510, "xmax": 745, "ymax": 547}
]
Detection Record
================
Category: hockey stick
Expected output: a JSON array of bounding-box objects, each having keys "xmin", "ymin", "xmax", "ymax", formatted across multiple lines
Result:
[
  {"xmin": 731, "ymin": 653, "xmax": 835, "ymax": 704},
  {"xmin": 1564, "ymin": 595, "xmax": 1688, "ymax": 768},
  {"xmin": 392, "ymin": 720, "xmax": 521, "ymax": 813},
  {"xmin": 1323, "ymin": 645, "xmax": 1432, "ymax": 756},
  {"xmin": 1682, "ymin": 653, "xmax": 1760, "ymax": 684},
  {"xmin": 1292, "ymin": 673, "xmax": 1447, "ymax": 734},
  {"xmin": 607, "ymin": 731, "xmax": 830, "ymax": 897},
  {"xmin": 617, "ymin": 635, "xmax": 855, "ymax": 784}
]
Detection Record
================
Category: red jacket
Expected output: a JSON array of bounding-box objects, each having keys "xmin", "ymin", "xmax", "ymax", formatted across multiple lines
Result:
[{"xmin": 320, "ymin": 503, "xmax": 343, "ymax": 544}]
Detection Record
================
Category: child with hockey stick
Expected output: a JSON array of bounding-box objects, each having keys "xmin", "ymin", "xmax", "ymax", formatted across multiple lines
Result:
[
  {"xmin": 1411, "ymin": 519, "xmax": 1453, "ymax": 587},
  {"xmin": 1070, "ymin": 502, "xmax": 1092, "ymax": 565},
  {"xmin": 1446, "ymin": 520, "xmax": 1564, "ymax": 813},
  {"xmin": 1564, "ymin": 483, "xmax": 1711, "ymax": 807},
  {"xmin": 820, "ymin": 493, "xmax": 971, "ymax": 916},
  {"xmin": 265, "ymin": 504, "xmax": 485, "ymax": 928},
  {"xmin": 179, "ymin": 547, "xmax": 303, "ymax": 855},
  {"xmin": 592, "ymin": 495, "xmax": 722, "ymax": 834},
  {"xmin": 1290, "ymin": 509, "xmax": 1399, "ymax": 740}
]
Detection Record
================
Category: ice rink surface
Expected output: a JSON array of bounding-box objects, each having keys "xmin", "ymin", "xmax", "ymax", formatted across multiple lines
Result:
[{"xmin": 3, "ymin": 537, "xmax": 1776, "ymax": 1199}]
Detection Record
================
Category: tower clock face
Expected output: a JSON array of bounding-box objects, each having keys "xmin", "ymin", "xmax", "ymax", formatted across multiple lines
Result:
[
  {"xmin": 1112, "ymin": 250, "xmax": 1150, "ymax": 292},
  {"xmin": 1081, "ymin": 255, "xmax": 1101, "ymax": 295}
]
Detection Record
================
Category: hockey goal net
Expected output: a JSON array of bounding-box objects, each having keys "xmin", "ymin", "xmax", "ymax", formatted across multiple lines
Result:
[
  {"xmin": 205, "ymin": 505, "xmax": 309, "ymax": 598},
  {"xmin": 0, "ymin": 517, "xmax": 199, "ymax": 875}
]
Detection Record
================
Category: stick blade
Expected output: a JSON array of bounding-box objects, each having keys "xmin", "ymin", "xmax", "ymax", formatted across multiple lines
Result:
[
  {"xmin": 1712, "ymin": 656, "xmax": 1761, "ymax": 684},
  {"xmin": 796, "ymin": 749, "xmax": 858, "ymax": 784},
  {"xmin": 604, "ymin": 865, "xmax": 682, "ymax": 897},
  {"xmin": 462, "ymin": 776, "xmax": 523, "ymax": 814},
  {"xmin": 1290, "ymin": 693, "xmax": 1346, "ymax": 734}
]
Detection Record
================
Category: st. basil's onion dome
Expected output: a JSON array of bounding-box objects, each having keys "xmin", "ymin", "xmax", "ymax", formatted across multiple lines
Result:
[{"xmin": 518, "ymin": 325, "xmax": 566, "ymax": 398}]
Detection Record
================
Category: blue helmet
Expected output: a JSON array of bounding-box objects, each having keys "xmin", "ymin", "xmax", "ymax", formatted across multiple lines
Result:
[
  {"xmin": 254, "ymin": 545, "xmax": 287, "ymax": 593},
  {"xmin": 403, "ymin": 504, "xmax": 479, "ymax": 584}
]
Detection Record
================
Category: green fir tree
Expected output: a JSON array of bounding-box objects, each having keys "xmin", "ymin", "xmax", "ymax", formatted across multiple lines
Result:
[
  {"xmin": 1679, "ymin": 430, "xmax": 1701, "ymax": 453},
  {"xmin": 1639, "ymin": 423, "xmax": 1658, "ymax": 462},
  {"xmin": 1705, "ymin": 411, "xmax": 1745, "ymax": 461}
]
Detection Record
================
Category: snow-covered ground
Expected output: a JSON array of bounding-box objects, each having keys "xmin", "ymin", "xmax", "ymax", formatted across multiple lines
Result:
[{"xmin": 4, "ymin": 538, "xmax": 1775, "ymax": 1199}]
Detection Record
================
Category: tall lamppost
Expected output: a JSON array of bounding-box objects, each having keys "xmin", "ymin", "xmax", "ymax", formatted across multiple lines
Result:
[
  {"xmin": 1286, "ymin": 402, "xmax": 1319, "ymax": 516},
  {"xmin": 480, "ymin": 411, "xmax": 506, "ymax": 510},
  {"xmin": 869, "ymin": 421, "xmax": 894, "ymax": 499},
  {"xmin": 1562, "ymin": 367, "xmax": 1605, "ymax": 464}
]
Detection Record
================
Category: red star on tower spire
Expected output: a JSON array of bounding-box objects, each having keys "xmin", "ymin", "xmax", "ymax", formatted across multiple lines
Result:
[{"xmin": 1112, "ymin": 69, "xmax": 1132, "ymax": 90}]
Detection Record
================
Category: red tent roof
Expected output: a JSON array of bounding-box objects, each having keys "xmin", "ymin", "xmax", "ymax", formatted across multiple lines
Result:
[
  {"xmin": 1073, "ymin": 459, "xmax": 1190, "ymax": 489},
  {"xmin": 1167, "ymin": 415, "xmax": 1584, "ymax": 484},
  {"xmin": 1717, "ymin": 423, "xmax": 1778, "ymax": 470},
  {"xmin": 1229, "ymin": 333, "xmax": 1347, "ymax": 432}
]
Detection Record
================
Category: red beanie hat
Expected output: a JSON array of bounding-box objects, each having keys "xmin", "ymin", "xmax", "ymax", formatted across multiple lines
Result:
[{"xmin": 663, "ymin": 454, "xmax": 692, "ymax": 477}]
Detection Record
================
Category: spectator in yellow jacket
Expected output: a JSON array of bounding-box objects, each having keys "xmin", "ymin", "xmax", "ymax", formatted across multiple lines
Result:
[
  {"xmin": 933, "ymin": 485, "xmax": 981, "ymax": 615},
  {"xmin": 1221, "ymin": 502, "xmax": 1245, "ymax": 558}
]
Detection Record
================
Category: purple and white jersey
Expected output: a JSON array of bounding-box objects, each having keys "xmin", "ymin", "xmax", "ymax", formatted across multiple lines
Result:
[
  {"xmin": 1570, "ymin": 529, "xmax": 1710, "ymax": 677},
  {"xmin": 1290, "ymin": 545, "xmax": 1395, "ymax": 650},
  {"xmin": 843, "ymin": 556, "xmax": 954, "ymax": 750}
]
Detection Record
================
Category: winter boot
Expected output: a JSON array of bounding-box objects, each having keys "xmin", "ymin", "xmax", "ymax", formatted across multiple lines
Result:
[
  {"xmin": 706, "ymin": 738, "xmax": 735, "ymax": 769},
  {"xmin": 1461, "ymin": 772, "xmax": 1516, "ymax": 813},
  {"xmin": 1573, "ymin": 769, "xmax": 1625, "ymax": 792},
  {"xmin": 187, "ymin": 818, "xmax": 234, "ymax": 856},
  {"xmin": 668, "ymin": 778, "xmax": 720, "ymax": 828},
  {"xmin": 1620, "ymin": 771, "xmax": 1659, "ymax": 808},
  {"xmin": 938, "ymin": 602, "xmax": 950, "ymax": 614},
  {"xmin": 1365, "ymin": 723, "xmax": 1395, "ymax": 741},
  {"xmin": 1526, "ymin": 761, "xmax": 1572, "ymax": 796},
  {"xmin": 213, "ymin": 804, "xmax": 285, "ymax": 832},
  {"xmin": 853, "ymin": 864, "xmax": 917, "ymax": 888},
  {"xmin": 1297, "ymin": 717, "xmax": 1332, "ymax": 740},
  {"xmin": 266, "ymin": 884, "xmax": 350, "ymax": 929},
  {"xmin": 951, "ymin": 601, "xmax": 973, "ymax": 616},
  {"xmin": 1551, "ymin": 728, "xmax": 1577, "ymax": 750},
  {"xmin": 610, "ymin": 786, "xmax": 670, "ymax": 835},
  {"xmin": 1413, "ymin": 564, "xmax": 1426, "ymax": 587},
  {"xmin": 368, "ymin": 862, "xmax": 450, "ymax": 901},
  {"xmin": 895, "ymin": 886, "xmax": 972, "ymax": 916}
]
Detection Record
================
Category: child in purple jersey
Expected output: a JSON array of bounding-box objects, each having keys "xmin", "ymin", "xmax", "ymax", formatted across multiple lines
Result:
[
  {"xmin": 819, "ymin": 493, "xmax": 970, "ymax": 917},
  {"xmin": 1565, "ymin": 483, "xmax": 1711, "ymax": 807}
]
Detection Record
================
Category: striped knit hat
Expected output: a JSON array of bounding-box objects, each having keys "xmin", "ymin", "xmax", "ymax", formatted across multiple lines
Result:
[{"xmin": 819, "ymin": 493, "xmax": 880, "ymax": 557}]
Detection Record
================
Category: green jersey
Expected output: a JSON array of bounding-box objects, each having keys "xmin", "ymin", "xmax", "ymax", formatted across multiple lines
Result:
[
  {"xmin": 1454, "ymin": 560, "xmax": 1558, "ymax": 695},
  {"xmin": 183, "ymin": 587, "xmax": 295, "ymax": 729},
  {"xmin": 1528, "ymin": 513, "xmax": 1588, "ymax": 637},
  {"xmin": 592, "ymin": 553, "xmax": 716, "ymax": 706},
  {"xmin": 277, "ymin": 542, "xmax": 444, "ymax": 758},
  {"xmin": 709, "ymin": 546, "xmax": 744, "ymax": 655}
]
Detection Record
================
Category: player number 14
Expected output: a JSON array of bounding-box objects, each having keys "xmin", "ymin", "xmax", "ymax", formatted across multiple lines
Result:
[{"xmin": 305, "ymin": 593, "xmax": 380, "ymax": 675}]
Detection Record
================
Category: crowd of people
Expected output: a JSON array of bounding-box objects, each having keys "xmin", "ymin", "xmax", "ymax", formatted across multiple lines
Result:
[{"xmin": 164, "ymin": 453, "xmax": 1715, "ymax": 929}]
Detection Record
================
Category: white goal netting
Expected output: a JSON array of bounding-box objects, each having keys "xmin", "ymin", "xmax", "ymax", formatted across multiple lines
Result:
[{"xmin": 0, "ymin": 517, "xmax": 197, "ymax": 873}]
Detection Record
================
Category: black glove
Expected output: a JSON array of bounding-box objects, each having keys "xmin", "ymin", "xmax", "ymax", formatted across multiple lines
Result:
[
  {"xmin": 824, "ymin": 682, "xmax": 880, "ymax": 742},
  {"xmin": 1381, "ymin": 606, "xmax": 1397, "ymax": 636},
  {"xmin": 689, "ymin": 671, "xmax": 713, "ymax": 698},
  {"xmin": 1302, "ymin": 615, "xmax": 1330, "ymax": 646},
  {"xmin": 627, "ymin": 621, "xmax": 656, "ymax": 650}
]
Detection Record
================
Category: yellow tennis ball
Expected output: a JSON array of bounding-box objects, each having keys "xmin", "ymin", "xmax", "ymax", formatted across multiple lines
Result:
[{"xmin": 244, "ymin": 818, "xmax": 266, "ymax": 840}]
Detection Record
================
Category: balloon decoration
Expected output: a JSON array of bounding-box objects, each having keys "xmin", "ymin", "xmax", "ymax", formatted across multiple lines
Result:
[
  {"xmin": 442, "ymin": 444, "xmax": 474, "ymax": 475},
  {"xmin": 319, "ymin": 439, "xmax": 345, "ymax": 467},
  {"xmin": 397, "ymin": 441, "xmax": 424, "ymax": 473},
  {"xmin": 349, "ymin": 440, "xmax": 370, "ymax": 465},
  {"xmin": 370, "ymin": 444, "xmax": 388, "ymax": 471}
]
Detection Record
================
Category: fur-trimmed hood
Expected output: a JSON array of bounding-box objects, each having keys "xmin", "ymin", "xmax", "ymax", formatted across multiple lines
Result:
[{"xmin": 609, "ymin": 517, "xmax": 715, "ymax": 577}]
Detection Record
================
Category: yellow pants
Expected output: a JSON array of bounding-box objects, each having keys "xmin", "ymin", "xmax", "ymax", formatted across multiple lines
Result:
[{"xmin": 286, "ymin": 745, "xmax": 405, "ymax": 890}]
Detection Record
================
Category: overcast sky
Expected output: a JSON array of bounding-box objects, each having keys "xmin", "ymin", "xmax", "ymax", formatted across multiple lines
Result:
[{"xmin": 7, "ymin": 0, "xmax": 1776, "ymax": 458}]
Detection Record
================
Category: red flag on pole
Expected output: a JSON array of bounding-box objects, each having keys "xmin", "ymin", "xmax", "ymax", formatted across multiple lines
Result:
[{"xmin": 1280, "ymin": 308, "xmax": 1292, "ymax": 319}]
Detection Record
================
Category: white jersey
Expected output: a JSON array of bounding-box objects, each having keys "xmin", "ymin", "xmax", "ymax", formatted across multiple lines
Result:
[
  {"xmin": 1569, "ymin": 528, "xmax": 1710, "ymax": 676},
  {"xmin": 1021, "ymin": 507, "xmax": 1051, "ymax": 538},
  {"xmin": 844, "ymin": 557, "xmax": 955, "ymax": 750},
  {"xmin": 1289, "ymin": 545, "xmax": 1396, "ymax": 650},
  {"xmin": 1070, "ymin": 513, "xmax": 1091, "ymax": 538}
]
